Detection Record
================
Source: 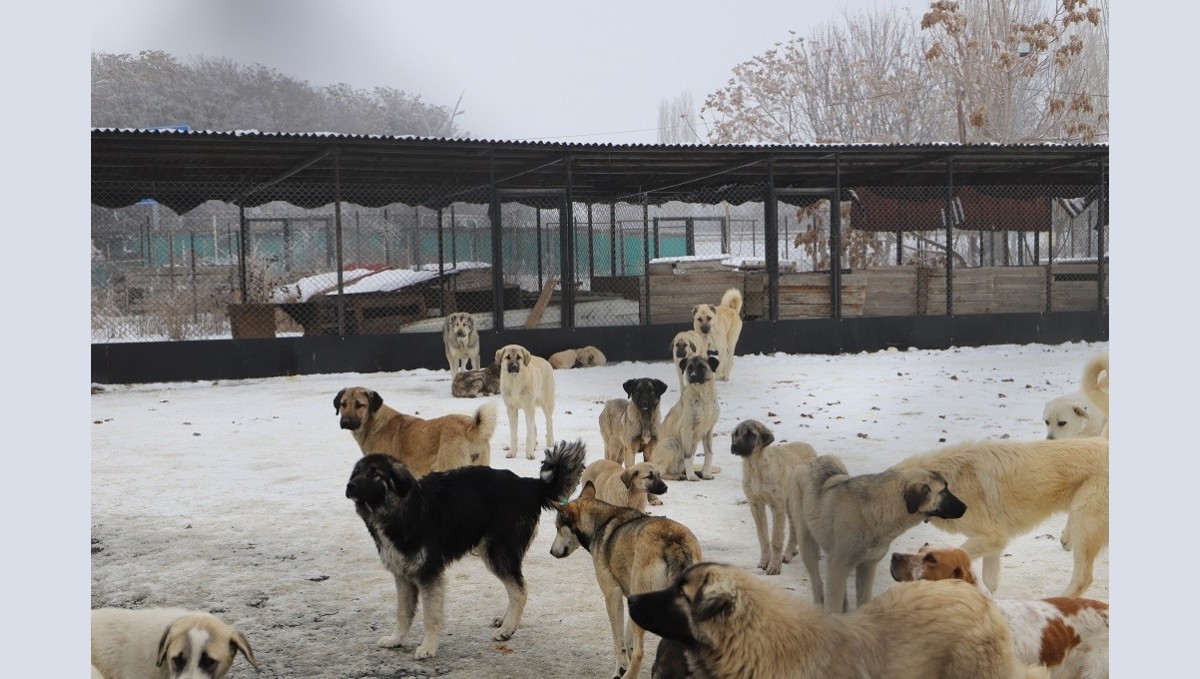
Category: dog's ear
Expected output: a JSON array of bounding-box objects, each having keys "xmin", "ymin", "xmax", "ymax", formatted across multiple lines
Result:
[
  {"xmin": 334, "ymin": 388, "xmax": 346, "ymax": 414},
  {"xmin": 466, "ymin": 316, "xmax": 474, "ymax": 329},
  {"xmin": 692, "ymin": 305, "xmax": 700, "ymax": 316},
  {"xmin": 622, "ymin": 379, "xmax": 638, "ymax": 397},
  {"xmin": 522, "ymin": 349, "xmax": 532, "ymax": 366},
  {"xmin": 904, "ymin": 483, "xmax": 931, "ymax": 514},
  {"xmin": 652, "ymin": 379, "xmax": 669, "ymax": 397},
  {"xmin": 1073, "ymin": 405, "xmax": 1089, "ymax": 418},
  {"xmin": 367, "ymin": 390, "xmax": 383, "ymax": 413},
  {"xmin": 620, "ymin": 468, "xmax": 635, "ymax": 489},
  {"xmin": 155, "ymin": 623, "xmax": 173, "ymax": 667},
  {"xmin": 692, "ymin": 573, "xmax": 736, "ymax": 621},
  {"xmin": 230, "ymin": 629, "xmax": 260, "ymax": 670},
  {"xmin": 495, "ymin": 348, "xmax": 504, "ymax": 365},
  {"xmin": 580, "ymin": 480, "xmax": 597, "ymax": 499},
  {"xmin": 707, "ymin": 355, "xmax": 720, "ymax": 373},
  {"xmin": 758, "ymin": 427, "xmax": 775, "ymax": 448}
]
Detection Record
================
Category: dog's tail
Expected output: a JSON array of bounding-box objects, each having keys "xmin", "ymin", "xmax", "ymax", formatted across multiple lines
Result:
[
  {"xmin": 469, "ymin": 401, "xmax": 498, "ymax": 443},
  {"xmin": 537, "ymin": 439, "xmax": 587, "ymax": 508},
  {"xmin": 720, "ymin": 288, "xmax": 743, "ymax": 315},
  {"xmin": 1081, "ymin": 353, "xmax": 1108, "ymax": 416}
]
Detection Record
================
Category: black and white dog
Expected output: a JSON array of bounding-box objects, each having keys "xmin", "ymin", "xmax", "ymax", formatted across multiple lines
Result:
[{"xmin": 345, "ymin": 440, "xmax": 587, "ymax": 659}]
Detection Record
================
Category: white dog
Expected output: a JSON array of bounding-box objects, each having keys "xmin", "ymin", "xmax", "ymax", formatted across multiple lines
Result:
[
  {"xmin": 91, "ymin": 607, "xmax": 258, "ymax": 679},
  {"xmin": 1043, "ymin": 354, "xmax": 1108, "ymax": 439},
  {"xmin": 496, "ymin": 344, "xmax": 556, "ymax": 459}
]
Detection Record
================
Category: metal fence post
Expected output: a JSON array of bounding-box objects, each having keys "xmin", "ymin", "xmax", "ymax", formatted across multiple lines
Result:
[
  {"xmin": 237, "ymin": 204, "xmax": 248, "ymax": 304},
  {"xmin": 490, "ymin": 151, "xmax": 504, "ymax": 331},
  {"xmin": 764, "ymin": 158, "xmax": 779, "ymax": 322},
  {"xmin": 1097, "ymin": 165, "xmax": 1107, "ymax": 312},
  {"xmin": 563, "ymin": 153, "xmax": 576, "ymax": 328},
  {"xmin": 831, "ymin": 153, "xmax": 843, "ymax": 319},
  {"xmin": 334, "ymin": 146, "xmax": 345, "ymax": 336},
  {"xmin": 945, "ymin": 158, "xmax": 954, "ymax": 317},
  {"xmin": 642, "ymin": 196, "xmax": 651, "ymax": 325}
]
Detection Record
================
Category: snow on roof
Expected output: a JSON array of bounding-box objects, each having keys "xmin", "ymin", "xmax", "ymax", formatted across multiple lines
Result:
[{"xmin": 270, "ymin": 262, "xmax": 492, "ymax": 302}]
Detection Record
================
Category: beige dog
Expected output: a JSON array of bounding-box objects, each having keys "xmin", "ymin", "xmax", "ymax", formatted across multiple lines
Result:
[
  {"xmin": 729, "ymin": 419, "xmax": 817, "ymax": 575},
  {"xmin": 891, "ymin": 545, "xmax": 1110, "ymax": 679},
  {"xmin": 551, "ymin": 482, "xmax": 702, "ymax": 679},
  {"xmin": 658, "ymin": 355, "xmax": 721, "ymax": 481},
  {"xmin": 335, "ymin": 386, "xmax": 496, "ymax": 475},
  {"xmin": 1043, "ymin": 354, "xmax": 1109, "ymax": 439},
  {"xmin": 580, "ymin": 458, "xmax": 669, "ymax": 512},
  {"xmin": 91, "ymin": 607, "xmax": 258, "ymax": 679},
  {"xmin": 442, "ymin": 312, "xmax": 481, "ymax": 376},
  {"xmin": 692, "ymin": 288, "xmax": 743, "ymax": 381},
  {"xmin": 669, "ymin": 330, "xmax": 708, "ymax": 391},
  {"xmin": 889, "ymin": 437, "xmax": 1109, "ymax": 597},
  {"xmin": 496, "ymin": 344, "xmax": 556, "ymax": 459},
  {"xmin": 627, "ymin": 562, "xmax": 1049, "ymax": 679},
  {"xmin": 549, "ymin": 345, "xmax": 607, "ymax": 369},
  {"xmin": 791, "ymin": 454, "xmax": 967, "ymax": 613},
  {"xmin": 599, "ymin": 377, "xmax": 668, "ymax": 470}
]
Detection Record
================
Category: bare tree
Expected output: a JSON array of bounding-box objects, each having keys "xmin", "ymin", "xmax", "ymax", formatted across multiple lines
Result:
[
  {"xmin": 657, "ymin": 91, "xmax": 703, "ymax": 144},
  {"xmin": 921, "ymin": 0, "xmax": 1107, "ymax": 142}
]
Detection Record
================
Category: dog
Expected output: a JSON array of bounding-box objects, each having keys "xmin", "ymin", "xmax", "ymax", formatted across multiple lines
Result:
[
  {"xmin": 451, "ymin": 361, "xmax": 502, "ymax": 398},
  {"xmin": 789, "ymin": 454, "xmax": 967, "ymax": 612},
  {"xmin": 729, "ymin": 419, "xmax": 817, "ymax": 575},
  {"xmin": 580, "ymin": 458, "xmax": 669, "ymax": 512},
  {"xmin": 891, "ymin": 545, "xmax": 1110, "ymax": 679},
  {"xmin": 668, "ymin": 330, "xmax": 708, "ymax": 391},
  {"xmin": 549, "ymin": 345, "xmax": 608, "ymax": 369},
  {"xmin": 1043, "ymin": 354, "xmax": 1109, "ymax": 440},
  {"xmin": 91, "ymin": 607, "xmax": 258, "ymax": 679},
  {"xmin": 345, "ymin": 440, "xmax": 586, "ymax": 659},
  {"xmin": 627, "ymin": 562, "xmax": 1049, "ymax": 679},
  {"xmin": 656, "ymin": 355, "xmax": 721, "ymax": 481},
  {"xmin": 496, "ymin": 344, "xmax": 556, "ymax": 459},
  {"xmin": 691, "ymin": 288, "xmax": 743, "ymax": 381},
  {"xmin": 442, "ymin": 312, "xmax": 481, "ymax": 377},
  {"xmin": 599, "ymin": 377, "xmax": 669, "ymax": 470},
  {"xmin": 335, "ymin": 386, "xmax": 496, "ymax": 475},
  {"xmin": 551, "ymin": 481, "xmax": 702, "ymax": 679},
  {"xmin": 889, "ymin": 437, "xmax": 1108, "ymax": 597}
]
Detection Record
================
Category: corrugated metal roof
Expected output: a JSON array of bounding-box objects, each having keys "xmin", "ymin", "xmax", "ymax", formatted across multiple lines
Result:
[{"xmin": 91, "ymin": 128, "xmax": 1107, "ymax": 214}]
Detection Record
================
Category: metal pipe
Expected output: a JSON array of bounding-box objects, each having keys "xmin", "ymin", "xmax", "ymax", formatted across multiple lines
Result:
[
  {"xmin": 945, "ymin": 158, "xmax": 954, "ymax": 317},
  {"xmin": 831, "ymin": 154, "xmax": 843, "ymax": 319},
  {"xmin": 765, "ymin": 157, "xmax": 779, "ymax": 321},
  {"xmin": 334, "ymin": 147, "xmax": 345, "ymax": 336}
]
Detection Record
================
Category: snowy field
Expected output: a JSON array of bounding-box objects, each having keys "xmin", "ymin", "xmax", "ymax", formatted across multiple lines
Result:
[{"xmin": 90, "ymin": 340, "xmax": 1109, "ymax": 678}]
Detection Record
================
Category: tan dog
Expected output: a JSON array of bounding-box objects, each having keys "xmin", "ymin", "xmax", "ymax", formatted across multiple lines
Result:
[
  {"xmin": 442, "ymin": 312, "xmax": 481, "ymax": 376},
  {"xmin": 692, "ymin": 288, "xmax": 743, "ymax": 381},
  {"xmin": 790, "ymin": 455, "xmax": 967, "ymax": 612},
  {"xmin": 599, "ymin": 377, "xmax": 668, "ymax": 470},
  {"xmin": 669, "ymin": 330, "xmax": 708, "ymax": 391},
  {"xmin": 496, "ymin": 344, "xmax": 556, "ymax": 459},
  {"xmin": 729, "ymin": 419, "xmax": 817, "ymax": 575},
  {"xmin": 889, "ymin": 437, "xmax": 1109, "ymax": 597},
  {"xmin": 551, "ymin": 482, "xmax": 702, "ymax": 679},
  {"xmin": 549, "ymin": 345, "xmax": 607, "ymax": 369},
  {"xmin": 891, "ymin": 545, "xmax": 1110, "ymax": 679},
  {"xmin": 657, "ymin": 355, "xmax": 721, "ymax": 481},
  {"xmin": 91, "ymin": 607, "xmax": 258, "ymax": 679},
  {"xmin": 334, "ymin": 386, "xmax": 496, "ymax": 475},
  {"xmin": 627, "ymin": 562, "xmax": 1049, "ymax": 679},
  {"xmin": 1043, "ymin": 354, "xmax": 1109, "ymax": 440},
  {"xmin": 580, "ymin": 458, "xmax": 669, "ymax": 512}
]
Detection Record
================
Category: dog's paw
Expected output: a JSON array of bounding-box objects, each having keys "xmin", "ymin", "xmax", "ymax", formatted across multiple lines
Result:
[
  {"xmin": 782, "ymin": 551, "xmax": 797, "ymax": 564},
  {"xmin": 493, "ymin": 627, "xmax": 515, "ymax": 641},
  {"xmin": 505, "ymin": 451, "xmax": 516, "ymax": 459},
  {"xmin": 699, "ymin": 472, "xmax": 714, "ymax": 480},
  {"xmin": 685, "ymin": 475, "xmax": 701, "ymax": 482},
  {"xmin": 648, "ymin": 496, "xmax": 663, "ymax": 506},
  {"xmin": 377, "ymin": 635, "xmax": 405, "ymax": 648},
  {"xmin": 757, "ymin": 557, "xmax": 770, "ymax": 570},
  {"xmin": 765, "ymin": 561, "xmax": 782, "ymax": 575},
  {"xmin": 414, "ymin": 643, "xmax": 438, "ymax": 659}
]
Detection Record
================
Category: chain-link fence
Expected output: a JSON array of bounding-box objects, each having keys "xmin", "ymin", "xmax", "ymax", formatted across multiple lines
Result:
[{"xmin": 92, "ymin": 172, "xmax": 1107, "ymax": 343}]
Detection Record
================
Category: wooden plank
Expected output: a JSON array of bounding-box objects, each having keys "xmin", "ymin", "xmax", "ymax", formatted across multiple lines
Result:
[{"xmin": 524, "ymin": 276, "xmax": 558, "ymax": 329}]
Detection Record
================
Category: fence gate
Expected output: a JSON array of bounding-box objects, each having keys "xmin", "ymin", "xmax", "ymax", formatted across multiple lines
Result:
[{"xmin": 495, "ymin": 189, "xmax": 571, "ymax": 329}]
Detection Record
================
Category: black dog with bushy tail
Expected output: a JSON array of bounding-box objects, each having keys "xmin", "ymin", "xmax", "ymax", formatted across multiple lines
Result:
[{"xmin": 346, "ymin": 439, "xmax": 586, "ymax": 660}]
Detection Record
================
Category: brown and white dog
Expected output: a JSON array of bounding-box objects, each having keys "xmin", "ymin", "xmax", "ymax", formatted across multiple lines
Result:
[
  {"xmin": 891, "ymin": 545, "xmax": 1109, "ymax": 679},
  {"xmin": 91, "ymin": 607, "xmax": 259, "ymax": 679},
  {"xmin": 669, "ymin": 330, "xmax": 708, "ymax": 392},
  {"xmin": 548, "ymin": 346, "xmax": 608, "ymax": 369},
  {"xmin": 442, "ymin": 312, "xmax": 481, "ymax": 377},
  {"xmin": 579, "ymin": 458, "xmax": 669, "ymax": 513},
  {"xmin": 692, "ymin": 288, "xmax": 743, "ymax": 381}
]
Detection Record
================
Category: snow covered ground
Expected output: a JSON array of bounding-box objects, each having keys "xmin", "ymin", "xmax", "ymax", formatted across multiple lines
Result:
[{"xmin": 90, "ymin": 340, "xmax": 1109, "ymax": 678}]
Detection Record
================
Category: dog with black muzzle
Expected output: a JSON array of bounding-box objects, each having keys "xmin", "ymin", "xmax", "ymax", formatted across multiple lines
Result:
[
  {"xmin": 599, "ymin": 377, "xmax": 669, "ymax": 471},
  {"xmin": 656, "ymin": 355, "xmax": 721, "ymax": 482},
  {"xmin": 579, "ymin": 458, "xmax": 669, "ymax": 512},
  {"xmin": 442, "ymin": 312, "xmax": 481, "ymax": 377},
  {"xmin": 788, "ymin": 454, "xmax": 967, "ymax": 613},
  {"xmin": 496, "ymin": 344, "xmax": 556, "ymax": 459}
]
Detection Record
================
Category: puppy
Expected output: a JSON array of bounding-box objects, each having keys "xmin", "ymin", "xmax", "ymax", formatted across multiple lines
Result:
[
  {"xmin": 91, "ymin": 607, "xmax": 258, "ymax": 679},
  {"xmin": 599, "ymin": 377, "xmax": 669, "ymax": 470},
  {"xmin": 335, "ymin": 386, "xmax": 496, "ymax": 475},
  {"xmin": 729, "ymin": 419, "xmax": 817, "ymax": 575},
  {"xmin": 579, "ymin": 458, "xmax": 668, "ymax": 513},
  {"xmin": 669, "ymin": 330, "xmax": 708, "ymax": 392},
  {"xmin": 551, "ymin": 481, "xmax": 702, "ymax": 679},
  {"xmin": 627, "ymin": 562, "xmax": 1047, "ymax": 679},
  {"xmin": 1044, "ymin": 354, "xmax": 1108, "ymax": 439},
  {"xmin": 346, "ymin": 441, "xmax": 586, "ymax": 659},
  {"xmin": 891, "ymin": 545, "xmax": 1109, "ymax": 679},
  {"xmin": 658, "ymin": 355, "xmax": 721, "ymax": 481},
  {"xmin": 451, "ymin": 362, "xmax": 501, "ymax": 398},
  {"xmin": 692, "ymin": 288, "xmax": 743, "ymax": 381},
  {"xmin": 790, "ymin": 455, "xmax": 967, "ymax": 612},
  {"xmin": 496, "ymin": 344, "xmax": 556, "ymax": 459},
  {"xmin": 442, "ymin": 312, "xmax": 481, "ymax": 376}
]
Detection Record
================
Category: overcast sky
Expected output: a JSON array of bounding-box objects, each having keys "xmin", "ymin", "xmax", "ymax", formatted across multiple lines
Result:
[{"xmin": 91, "ymin": 0, "xmax": 893, "ymax": 143}]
